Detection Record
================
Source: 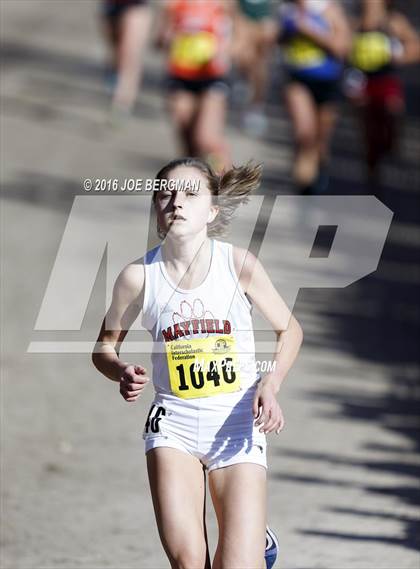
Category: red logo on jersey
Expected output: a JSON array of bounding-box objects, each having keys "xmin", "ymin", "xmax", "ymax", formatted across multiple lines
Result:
[{"xmin": 161, "ymin": 298, "xmax": 232, "ymax": 342}]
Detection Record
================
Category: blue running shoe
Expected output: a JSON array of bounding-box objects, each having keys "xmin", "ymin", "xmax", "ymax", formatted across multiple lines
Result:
[{"xmin": 265, "ymin": 526, "xmax": 279, "ymax": 569}]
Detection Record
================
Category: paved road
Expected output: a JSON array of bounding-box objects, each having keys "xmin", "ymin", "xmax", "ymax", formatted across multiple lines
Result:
[{"xmin": 1, "ymin": 2, "xmax": 419, "ymax": 568}]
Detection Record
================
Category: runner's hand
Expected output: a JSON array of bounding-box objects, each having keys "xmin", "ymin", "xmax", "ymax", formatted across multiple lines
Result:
[
  {"xmin": 253, "ymin": 379, "xmax": 285, "ymax": 435},
  {"xmin": 119, "ymin": 365, "xmax": 150, "ymax": 403}
]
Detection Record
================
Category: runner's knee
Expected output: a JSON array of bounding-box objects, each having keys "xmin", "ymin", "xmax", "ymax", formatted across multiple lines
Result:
[
  {"xmin": 169, "ymin": 546, "xmax": 208, "ymax": 569},
  {"xmin": 172, "ymin": 108, "xmax": 194, "ymax": 130},
  {"xmin": 193, "ymin": 129, "xmax": 222, "ymax": 156},
  {"xmin": 295, "ymin": 126, "xmax": 317, "ymax": 148}
]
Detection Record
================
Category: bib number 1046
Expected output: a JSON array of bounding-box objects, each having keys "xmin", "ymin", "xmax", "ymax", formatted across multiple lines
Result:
[{"xmin": 176, "ymin": 358, "xmax": 236, "ymax": 392}]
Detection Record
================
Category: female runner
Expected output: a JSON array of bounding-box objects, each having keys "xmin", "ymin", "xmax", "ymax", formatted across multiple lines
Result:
[
  {"xmin": 92, "ymin": 157, "xmax": 303, "ymax": 568},
  {"xmin": 347, "ymin": 0, "xmax": 420, "ymax": 184},
  {"xmin": 277, "ymin": 0, "xmax": 351, "ymax": 194},
  {"xmin": 231, "ymin": 0, "xmax": 276, "ymax": 136},
  {"xmin": 155, "ymin": 1, "xmax": 233, "ymax": 172},
  {"xmin": 101, "ymin": 0, "xmax": 152, "ymax": 116}
]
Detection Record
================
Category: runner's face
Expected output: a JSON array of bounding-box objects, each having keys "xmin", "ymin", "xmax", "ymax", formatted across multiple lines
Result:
[{"xmin": 155, "ymin": 166, "xmax": 218, "ymax": 238}]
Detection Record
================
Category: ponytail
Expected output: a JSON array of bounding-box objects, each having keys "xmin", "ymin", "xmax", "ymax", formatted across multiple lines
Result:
[{"xmin": 209, "ymin": 161, "xmax": 263, "ymax": 237}]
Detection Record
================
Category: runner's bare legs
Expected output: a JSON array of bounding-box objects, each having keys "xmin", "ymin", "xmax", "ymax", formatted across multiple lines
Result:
[
  {"xmin": 210, "ymin": 463, "xmax": 267, "ymax": 569},
  {"xmin": 112, "ymin": 4, "xmax": 152, "ymax": 112},
  {"xmin": 285, "ymin": 82, "xmax": 319, "ymax": 188},
  {"xmin": 167, "ymin": 90, "xmax": 198, "ymax": 156},
  {"xmin": 195, "ymin": 89, "xmax": 231, "ymax": 171},
  {"xmin": 147, "ymin": 448, "xmax": 211, "ymax": 569}
]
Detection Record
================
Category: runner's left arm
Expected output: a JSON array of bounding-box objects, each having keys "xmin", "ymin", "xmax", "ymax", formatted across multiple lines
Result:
[
  {"xmin": 389, "ymin": 12, "xmax": 420, "ymax": 65},
  {"xmin": 234, "ymin": 247, "xmax": 304, "ymax": 434}
]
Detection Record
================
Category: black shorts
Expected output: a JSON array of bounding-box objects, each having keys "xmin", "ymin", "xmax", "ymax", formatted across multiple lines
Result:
[
  {"xmin": 167, "ymin": 75, "xmax": 230, "ymax": 96},
  {"xmin": 102, "ymin": 0, "xmax": 148, "ymax": 20},
  {"xmin": 288, "ymin": 73, "xmax": 341, "ymax": 106}
]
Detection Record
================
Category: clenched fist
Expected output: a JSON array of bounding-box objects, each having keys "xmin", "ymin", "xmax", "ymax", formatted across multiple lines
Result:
[{"xmin": 119, "ymin": 365, "xmax": 150, "ymax": 402}]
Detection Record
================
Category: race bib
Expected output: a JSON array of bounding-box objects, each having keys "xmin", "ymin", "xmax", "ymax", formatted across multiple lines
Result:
[
  {"xmin": 170, "ymin": 31, "xmax": 218, "ymax": 70},
  {"xmin": 284, "ymin": 36, "xmax": 325, "ymax": 67},
  {"xmin": 166, "ymin": 335, "xmax": 241, "ymax": 399},
  {"xmin": 351, "ymin": 32, "xmax": 392, "ymax": 72}
]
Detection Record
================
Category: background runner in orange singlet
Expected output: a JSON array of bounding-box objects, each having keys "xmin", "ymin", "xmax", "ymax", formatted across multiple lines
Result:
[{"xmin": 156, "ymin": 0, "xmax": 233, "ymax": 172}]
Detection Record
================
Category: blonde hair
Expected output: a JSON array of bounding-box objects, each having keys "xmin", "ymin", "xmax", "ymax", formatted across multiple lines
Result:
[{"xmin": 154, "ymin": 157, "xmax": 263, "ymax": 238}]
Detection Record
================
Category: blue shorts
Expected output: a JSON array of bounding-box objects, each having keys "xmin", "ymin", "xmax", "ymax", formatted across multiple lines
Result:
[{"xmin": 287, "ymin": 72, "xmax": 342, "ymax": 106}]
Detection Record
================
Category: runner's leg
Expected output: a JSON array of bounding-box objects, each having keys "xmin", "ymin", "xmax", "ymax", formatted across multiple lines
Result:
[
  {"xmin": 194, "ymin": 89, "xmax": 230, "ymax": 171},
  {"xmin": 168, "ymin": 90, "xmax": 199, "ymax": 156},
  {"xmin": 317, "ymin": 103, "xmax": 338, "ymax": 165},
  {"xmin": 231, "ymin": 14, "xmax": 254, "ymax": 78},
  {"xmin": 113, "ymin": 4, "xmax": 152, "ymax": 111},
  {"xmin": 209, "ymin": 463, "xmax": 267, "ymax": 569},
  {"xmin": 285, "ymin": 82, "xmax": 319, "ymax": 188},
  {"xmin": 251, "ymin": 23, "xmax": 271, "ymax": 106},
  {"xmin": 363, "ymin": 102, "xmax": 383, "ymax": 177},
  {"xmin": 147, "ymin": 447, "xmax": 211, "ymax": 569}
]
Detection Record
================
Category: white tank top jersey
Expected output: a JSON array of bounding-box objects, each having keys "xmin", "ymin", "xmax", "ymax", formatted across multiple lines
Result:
[{"xmin": 141, "ymin": 239, "xmax": 260, "ymax": 403}]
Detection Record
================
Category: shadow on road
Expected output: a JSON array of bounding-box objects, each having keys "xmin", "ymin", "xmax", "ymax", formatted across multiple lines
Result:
[{"xmin": 265, "ymin": 67, "xmax": 420, "ymax": 556}]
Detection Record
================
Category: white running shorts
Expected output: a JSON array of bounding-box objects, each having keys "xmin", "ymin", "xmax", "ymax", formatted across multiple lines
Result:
[{"xmin": 142, "ymin": 385, "xmax": 267, "ymax": 472}]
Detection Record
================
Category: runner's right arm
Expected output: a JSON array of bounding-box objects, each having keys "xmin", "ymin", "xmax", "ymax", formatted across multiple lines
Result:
[
  {"xmin": 297, "ymin": 2, "xmax": 352, "ymax": 60},
  {"xmin": 92, "ymin": 262, "xmax": 149, "ymax": 402}
]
